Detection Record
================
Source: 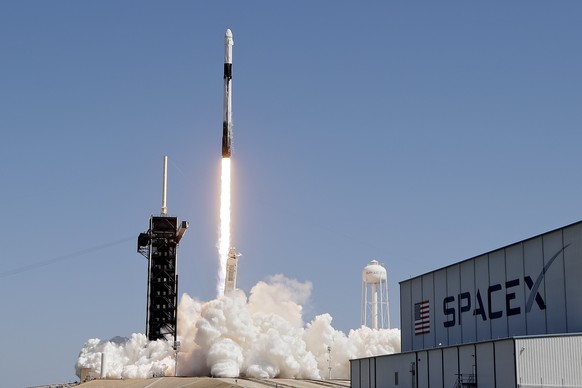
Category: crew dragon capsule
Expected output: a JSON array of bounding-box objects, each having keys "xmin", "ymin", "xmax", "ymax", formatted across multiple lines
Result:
[{"xmin": 222, "ymin": 29, "xmax": 234, "ymax": 158}]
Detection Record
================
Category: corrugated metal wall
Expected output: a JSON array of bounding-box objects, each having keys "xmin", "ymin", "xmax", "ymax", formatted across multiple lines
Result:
[{"xmin": 515, "ymin": 335, "xmax": 582, "ymax": 387}]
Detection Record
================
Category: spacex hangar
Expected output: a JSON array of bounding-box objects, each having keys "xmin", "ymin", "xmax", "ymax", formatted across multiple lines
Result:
[{"xmin": 351, "ymin": 220, "xmax": 582, "ymax": 388}]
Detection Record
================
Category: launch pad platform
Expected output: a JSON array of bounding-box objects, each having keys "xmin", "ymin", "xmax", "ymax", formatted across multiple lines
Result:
[{"xmin": 78, "ymin": 377, "xmax": 350, "ymax": 388}]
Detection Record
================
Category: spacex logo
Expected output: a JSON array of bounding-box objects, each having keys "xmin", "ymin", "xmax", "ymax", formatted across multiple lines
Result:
[
  {"xmin": 412, "ymin": 244, "xmax": 570, "ymax": 334},
  {"xmin": 441, "ymin": 244, "xmax": 569, "ymax": 327}
]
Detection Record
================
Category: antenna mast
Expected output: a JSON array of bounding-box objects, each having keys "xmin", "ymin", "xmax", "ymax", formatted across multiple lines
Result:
[{"xmin": 161, "ymin": 155, "xmax": 168, "ymax": 216}]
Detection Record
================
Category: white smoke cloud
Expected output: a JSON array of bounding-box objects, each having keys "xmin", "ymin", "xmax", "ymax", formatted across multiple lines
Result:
[
  {"xmin": 75, "ymin": 334, "xmax": 175, "ymax": 379},
  {"xmin": 76, "ymin": 275, "xmax": 400, "ymax": 380}
]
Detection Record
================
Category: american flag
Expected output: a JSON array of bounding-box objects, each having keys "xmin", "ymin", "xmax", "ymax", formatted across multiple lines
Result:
[{"xmin": 414, "ymin": 300, "xmax": 430, "ymax": 335}]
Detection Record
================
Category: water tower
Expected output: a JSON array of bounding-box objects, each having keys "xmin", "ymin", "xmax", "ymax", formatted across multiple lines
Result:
[{"xmin": 361, "ymin": 260, "xmax": 390, "ymax": 329}]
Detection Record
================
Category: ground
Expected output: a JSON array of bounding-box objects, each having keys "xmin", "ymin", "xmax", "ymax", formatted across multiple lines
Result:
[{"xmin": 72, "ymin": 377, "xmax": 351, "ymax": 388}]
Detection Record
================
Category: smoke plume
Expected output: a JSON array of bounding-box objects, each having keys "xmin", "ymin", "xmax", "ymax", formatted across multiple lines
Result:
[{"xmin": 76, "ymin": 275, "xmax": 400, "ymax": 380}]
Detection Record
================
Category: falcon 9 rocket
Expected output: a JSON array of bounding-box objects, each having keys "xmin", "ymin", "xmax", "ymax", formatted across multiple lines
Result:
[{"xmin": 222, "ymin": 29, "xmax": 234, "ymax": 158}]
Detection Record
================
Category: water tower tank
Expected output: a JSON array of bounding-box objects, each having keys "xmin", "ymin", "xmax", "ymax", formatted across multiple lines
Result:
[
  {"xmin": 361, "ymin": 260, "xmax": 390, "ymax": 329},
  {"xmin": 362, "ymin": 260, "xmax": 387, "ymax": 284}
]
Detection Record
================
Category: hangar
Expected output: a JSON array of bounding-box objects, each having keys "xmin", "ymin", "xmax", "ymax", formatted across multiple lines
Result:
[{"xmin": 351, "ymin": 220, "xmax": 582, "ymax": 388}]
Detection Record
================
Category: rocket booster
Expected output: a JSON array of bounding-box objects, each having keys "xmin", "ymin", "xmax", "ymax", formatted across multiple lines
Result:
[
  {"xmin": 222, "ymin": 29, "xmax": 234, "ymax": 158},
  {"xmin": 224, "ymin": 247, "xmax": 239, "ymax": 294}
]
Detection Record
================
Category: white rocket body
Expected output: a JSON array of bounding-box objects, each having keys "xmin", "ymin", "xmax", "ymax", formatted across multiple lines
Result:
[{"xmin": 222, "ymin": 29, "xmax": 234, "ymax": 158}]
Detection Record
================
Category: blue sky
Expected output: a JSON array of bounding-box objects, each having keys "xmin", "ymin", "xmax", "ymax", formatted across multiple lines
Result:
[{"xmin": 1, "ymin": 1, "xmax": 581, "ymax": 386}]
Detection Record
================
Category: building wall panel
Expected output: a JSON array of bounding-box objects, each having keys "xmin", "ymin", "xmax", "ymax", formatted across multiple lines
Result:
[
  {"xmin": 428, "ymin": 349, "xmax": 443, "ymax": 388},
  {"xmin": 400, "ymin": 280, "xmax": 412, "ymax": 352},
  {"xmin": 543, "ymin": 230, "xmax": 567, "ymax": 334},
  {"xmin": 564, "ymin": 223, "xmax": 582, "ymax": 332},
  {"xmin": 474, "ymin": 254, "xmax": 491, "ymax": 341},
  {"xmin": 434, "ymin": 269, "xmax": 448, "ymax": 348},
  {"xmin": 359, "ymin": 358, "xmax": 370, "ymax": 388},
  {"xmin": 416, "ymin": 350, "xmax": 428, "ymax": 388},
  {"xmin": 442, "ymin": 347, "xmax": 458, "ymax": 388},
  {"xmin": 350, "ymin": 360, "xmax": 361, "ymax": 388},
  {"xmin": 375, "ymin": 352, "xmax": 416, "ymax": 388},
  {"xmin": 489, "ymin": 249, "xmax": 508, "ymax": 339},
  {"xmin": 369, "ymin": 357, "xmax": 376, "ymax": 388},
  {"xmin": 523, "ymin": 237, "xmax": 546, "ymax": 335},
  {"xmin": 460, "ymin": 259, "xmax": 476, "ymax": 343},
  {"xmin": 458, "ymin": 344, "xmax": 476, "ymax": 381},
  {"xmin": 411, "ymin": 277, "xmax": 424, "ymax": 351},
  {"xmin": 421, "ymin": 273, "xmax": 435, "ymax": 349},
  {"xmin": 475, "ymin": 342, "xmax": 495, "ymax": 388},
  {"xmin": 494, "ymin": 339, "xmax": 516, "ymax": 388},
  {"xmin": 446, "ymin": 264, "xmax": 462, "ymax": 345},
  {"xmin": 505, "ymin": 243, "xmax": 526, "ymax": 336},
  {"xmin": 375, "ymin": 356, "xmax": 393, "ymax": 388}
]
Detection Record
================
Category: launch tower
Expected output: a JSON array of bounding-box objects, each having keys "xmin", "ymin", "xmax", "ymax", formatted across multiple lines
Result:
[{"xmin": 137, "ymin": 156, "xmax": 188, "ymax": 342}]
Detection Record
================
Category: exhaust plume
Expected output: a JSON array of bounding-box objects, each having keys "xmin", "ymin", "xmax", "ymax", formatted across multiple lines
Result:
[
  {"xmin": 217, "ymin": 157, "xmax": 231, "ymax": 297},
  {"xmin": 76, "ymin": 275, "xmax": 400, "ymax": 380}
]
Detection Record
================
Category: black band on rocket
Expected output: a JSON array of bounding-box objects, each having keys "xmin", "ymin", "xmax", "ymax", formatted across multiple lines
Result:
[{"xmin": 224, "ymin": 63, "xmax": 232, "ymax": 79}]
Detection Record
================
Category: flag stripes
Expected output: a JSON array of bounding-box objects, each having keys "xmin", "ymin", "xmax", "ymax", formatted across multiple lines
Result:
[{"xmin": 414, "ymin": 300, "xmax": 430, "ymax": 335}]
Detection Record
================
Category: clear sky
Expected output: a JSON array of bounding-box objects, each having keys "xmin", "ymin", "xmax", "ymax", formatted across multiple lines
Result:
[{"xmin": 1, "ymin": 1, "xmax": 581, "ymax": 386}]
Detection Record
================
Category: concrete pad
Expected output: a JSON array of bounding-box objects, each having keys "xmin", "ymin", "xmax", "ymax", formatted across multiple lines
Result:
[{"xmin": 78, "ymin": 377, "xmax": 350, "ymax": 388}]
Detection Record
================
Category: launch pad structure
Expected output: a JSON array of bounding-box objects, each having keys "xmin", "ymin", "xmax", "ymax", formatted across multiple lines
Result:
[{"xmin": 137, "ymin": 156, "xmax": 188, "ymax": 343}]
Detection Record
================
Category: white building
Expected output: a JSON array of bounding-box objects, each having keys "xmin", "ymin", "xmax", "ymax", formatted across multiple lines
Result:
[{"xmin": 351, "ymin": 220, "xmax": 582, "ymax": 388}]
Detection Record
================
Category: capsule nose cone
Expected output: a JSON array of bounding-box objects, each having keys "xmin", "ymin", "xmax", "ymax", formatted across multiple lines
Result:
[{"xmin": 225, "ymin": 29, "xmax": 234, "ymax": 47}]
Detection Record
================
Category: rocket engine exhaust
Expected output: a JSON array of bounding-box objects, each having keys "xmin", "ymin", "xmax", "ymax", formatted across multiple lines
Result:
[{"xmin": 218, "ymin": 158, "xmax": 231, "ymax": 297}]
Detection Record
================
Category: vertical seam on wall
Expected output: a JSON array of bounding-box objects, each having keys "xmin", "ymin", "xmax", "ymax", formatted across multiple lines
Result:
[
  {"xmin": 473, "ymin": 343, "xmax": 477, "ymax": 386},
  {"xmin": 416, "ymin": 351, "xmax": 419, "ymax": 388},
  {"xmin": 512, "ymin": 338, "xmax": 517, "ymax": 388},
  {"xmin": 505, "ymin": 247, "xmax": 509, "ymax": 337},
  {"xmin": 522, "ymin": 242, "xmax": 527, "ymax": 334},
  {"xmin": 562, "ymin": 228, "xmax": 568, "ymax": 332},
  {"xmin": 373, "ymin": 357, "xmax": 376, "ymax": 388},
  {"xmin": 441, "ymin": 347, "xmax": 444, "ymax": 388},
  {"xmin": 457, "ymin": 345, "xmax": 460, "ymax": 384},
  {"xmin": 410, "ymin": 280, "xmax": 413, "ymax": 350},
  {"xmin": 421, "ymin": 276, "xmax": 424, "ymax": 350},
  {"xmin": 450, "ymin": 268, "xmax": 451, "ymax": 345},
  {"xmin": 542, "ymin": 236, "xmax": 548, "ymax": 332},
  {"xmin": 432, "ymin": 272, "xmax": 436, "ymax": 349},
  {"xmin": 459, "ymin": 264, "xmax": 463, "ymax": 344},
  {"xmin": 488, "ymin": 253, "xmax": 492, "ymax": 340},
  {"xmin": 493, "ymin": 341, "xmax": 497, "ymax": 388},
  {"xmin": 474, "ymin": 258, "xmax": 477, "ymax": 341},
  {"xmin": 427, "ymin": 350, "xmax": 430, "ymax": 388},
  {"xmin": 368, "ymin": 358, "xmax": 371, "ymax": 387}
]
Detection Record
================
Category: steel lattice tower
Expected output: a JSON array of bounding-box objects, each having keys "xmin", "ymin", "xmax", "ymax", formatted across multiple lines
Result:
[{"xmin": 137, "ymin": 156, "xmax": 188, "ymax": 342}]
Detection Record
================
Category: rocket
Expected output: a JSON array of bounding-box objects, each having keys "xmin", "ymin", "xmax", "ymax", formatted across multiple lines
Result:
[
  {"xmin": 222, "ymin": 29, "xmax": 234, "ymax": 158},
  {"xmin": 224, "ymin": 247, "xmax": 239, "ymax": 294}
]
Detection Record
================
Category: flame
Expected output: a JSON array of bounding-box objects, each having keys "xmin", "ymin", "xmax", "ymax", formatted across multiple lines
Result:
[{"xmin": 218, "ymin": 157, "xmax": 231, "ymax": 297}]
